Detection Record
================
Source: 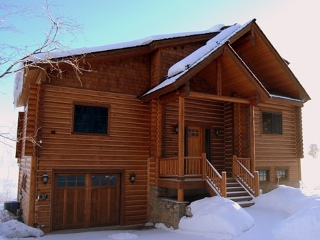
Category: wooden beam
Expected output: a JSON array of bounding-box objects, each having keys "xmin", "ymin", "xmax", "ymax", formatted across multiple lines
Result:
[
  {"xmin": 250, "ymin": 104, "xmax": 255, "ymax": 173},
  {"xmin": 178, "ymin": 96, "xmax": 185, "ymax": 201},
  {"xmin": 189, "ymin": 91, "xmax": 250, "ymax": 104},
  {"xmin": 224, "ymin": 45, "xmax": 270, "ymax": 101},
  {"xmin": 251, "ymin": 23, "xmax": 310, "ymax": 101},
  {"xmin": 178, "ymin": 96, "xmax": 185, "ymax": 177},
  {"xmin": 216, "ymin": 58, "xmax": 222, "ymax": 96}
]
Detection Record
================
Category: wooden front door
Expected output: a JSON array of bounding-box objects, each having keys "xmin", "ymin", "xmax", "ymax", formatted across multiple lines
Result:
[
  {"xmin": 52, "ymin": 173, "xmax": 120, "ymax": 230},
  {"xmin": 186, "ymin": 126, "xmax": 202, "ymax": 156}
]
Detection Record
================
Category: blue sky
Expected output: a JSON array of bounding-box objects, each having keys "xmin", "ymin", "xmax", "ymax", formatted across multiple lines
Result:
[{"xmin": 1, "ymin": 0, "xmax": 319, "ymax": 158}]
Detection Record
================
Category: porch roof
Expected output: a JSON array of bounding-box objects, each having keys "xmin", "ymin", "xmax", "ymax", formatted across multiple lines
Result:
[{"xmin": 139, "ymin": 19, "xmax": 311, "ymax": 103}]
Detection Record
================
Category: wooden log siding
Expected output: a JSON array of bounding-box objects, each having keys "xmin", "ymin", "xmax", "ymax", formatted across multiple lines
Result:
[
  {"xmin": 163, "ymin": 98, "xmax": 225, "ymax": 158},
  {"xmin": 223, "ymin": 102, "xmax": 234, "ymax": 174},
  {"xmin": 36, "ymin": 85, "xmax": 150, "ymax": 227},
  {"xmin": 162, "ymin": 97, "xmax": 253, "ymax": 177},
  {"xmin": 18, "ymin": 82, "xmax": 42, "ymax": 227},
  {"xmin": 254, "ymin": 104, "xmax": 302, "ymax": 182},
  {"xmin": 159, "ymin": 41, "xmax": 208, "ymax": 80}
]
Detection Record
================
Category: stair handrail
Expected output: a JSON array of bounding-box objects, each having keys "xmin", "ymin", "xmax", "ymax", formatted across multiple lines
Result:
[
  {"xmin": 203, "ymin": 154, "xmax": 227, "ymax": 197},
  {"xmin": 232, "ymin": 155, "xmax": 259, "ymax": 197}
]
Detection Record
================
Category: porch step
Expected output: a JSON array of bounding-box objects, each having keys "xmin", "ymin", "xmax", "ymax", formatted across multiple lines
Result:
[{"xmin": 226, "ymin": 178, "xmax": 255, "ymax": 207}]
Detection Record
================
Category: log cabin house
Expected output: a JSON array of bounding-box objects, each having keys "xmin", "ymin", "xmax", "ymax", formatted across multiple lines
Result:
[{"xmin": 14, "ymin": 19, "xmax": 310, "ymax": 232}]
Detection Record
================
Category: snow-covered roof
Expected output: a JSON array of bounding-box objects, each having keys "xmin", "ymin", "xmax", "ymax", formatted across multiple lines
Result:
[
  {"xmin": 27, "ymin": 24, "xmax": 226, "ymax": 61},
  {"xmin": 140, "ymin": 21, "xmax": 252, "ymax": 99},
  {"xmin": 14, "ymin": 24, "xmax": 227, "ymax": 107}
]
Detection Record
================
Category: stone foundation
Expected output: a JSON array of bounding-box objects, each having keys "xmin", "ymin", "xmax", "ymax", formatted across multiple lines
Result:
[{"xmin": 149, "ymin": 186, "xmax": 188, "ymax": 228}]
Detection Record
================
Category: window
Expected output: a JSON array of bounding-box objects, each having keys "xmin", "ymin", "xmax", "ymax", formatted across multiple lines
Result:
[
  {"xmin": 262, "ymin": 112, "xmax": 282, "ymax": 134},
  {"xmin": 258, "ymin": 170, "xmax": 269, "ymax": 181},
  {"xmin": 74, "ymin": 105, "xmax": 108, "ymax": 134},
  {"xmin": 277, "ymin": 169, "xmax": 287, "ymax": 179},
  {"xmin": 57, "ymin": 175, "xmax": 85, "ymax": 187},
  {"xmin": 91, "ymin": 175, "xmax": 118, "ymax": 186}
]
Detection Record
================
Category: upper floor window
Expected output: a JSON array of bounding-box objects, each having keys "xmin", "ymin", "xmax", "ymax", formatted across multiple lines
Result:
[
  {"xmin": 74, "ymin": 105, "xmax": 108, "ymax": 134},
  {"xmin": 262, "ymin": 112, "xmax": 282, "ymax": 134}
]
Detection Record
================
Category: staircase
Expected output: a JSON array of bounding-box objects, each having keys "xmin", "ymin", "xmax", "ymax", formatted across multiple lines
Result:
[{"xmin": 226, "ymin": 178, "xmax": 255, "ymax": 207}]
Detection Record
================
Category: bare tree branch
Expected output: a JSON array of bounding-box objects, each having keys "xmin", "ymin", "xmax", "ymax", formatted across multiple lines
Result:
[{"xmin": 0, "ymin": 0, "xmax": 90, "ymax": 81}]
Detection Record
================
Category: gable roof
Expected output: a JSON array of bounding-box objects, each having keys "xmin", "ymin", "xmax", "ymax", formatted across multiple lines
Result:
[
  {"xmin": 139, "ymin": 19, "xmax": 310, "ymax": 103},
  {"xmin": 14, "ymin": 19, "xmax": 310, "ymax": 107},
  {"xmin": 26, "ymin": 25, "xmax": 227, "ymax": 62},
  {"xmin": 14, "ymin": 24, "xmax": 228, "ymax": 107}
]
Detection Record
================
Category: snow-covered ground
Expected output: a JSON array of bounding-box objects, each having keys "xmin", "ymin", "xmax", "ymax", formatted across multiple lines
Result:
[{"xmin": 0, "ymin": 185, "xmax": 320, "ymax": 240}]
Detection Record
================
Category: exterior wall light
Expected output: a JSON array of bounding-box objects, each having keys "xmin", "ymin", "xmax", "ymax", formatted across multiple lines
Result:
[
  {"xmin": 214, "ymin": 128, "xmax": 220, "ymax": 136},
  {"xmin": 129, "ymin": 172, "xmax": 136, "ymax": 183},
  {"xmin": 173, "ymin": 124, "xmax": 179, "ymax": 134},
  {"xmin": 41, "ymin": 173, "xmax": 49, "ymax": 184},
  {"xmin": 37, "ymin": 193, "xmax": 48, "ymax": 200}
]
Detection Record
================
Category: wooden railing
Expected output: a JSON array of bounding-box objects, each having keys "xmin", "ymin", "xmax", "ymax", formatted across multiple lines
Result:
[
  {"xmin": 158, "ymin": 154, "xmax": 226, "ymax": 197},
  {"xmin": 203, "ymin": 156, "xmax": 227, "ymax": 197},
  {"xmin": 232, "ymin": 155, "xmax": 259, "ymax": 197},
  {"xmin": 185, "ymin": 156, "xmax": 202, "ymax": 176},
  {"xmin": 158, "ymin": 156, "xmax": 202, "ymax": 177},
  {"xmin": 158, "ymin": 157, "xmax": 178, "ymax": 177}
]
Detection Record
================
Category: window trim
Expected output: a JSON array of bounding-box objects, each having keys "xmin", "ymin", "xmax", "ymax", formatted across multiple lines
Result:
[
  {"xmin": 276, "ymin": 169, "xmax": 288, "ymax": 180},
  {"xmin": 72, "ymin": 102, "xmax": 110, "ymax": 135},
  {"xmin": 257, "ymin": 169, "xmax": 270, "ymax": 182},
  {"xmin": 262, "ymin": 111, "xmax": 283, "ymax": 135}
]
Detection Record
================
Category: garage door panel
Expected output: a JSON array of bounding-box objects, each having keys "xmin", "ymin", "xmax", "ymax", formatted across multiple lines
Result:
[
  {"xmin": 53, "ymin": 172, "xmax": 121, "ymax": 230},
  {"xmin": 90, "ymin": 174, "xmax": 120, "ymax": 227}
]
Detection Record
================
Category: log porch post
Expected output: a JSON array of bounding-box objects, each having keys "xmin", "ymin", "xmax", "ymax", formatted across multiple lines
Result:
[
  {"xmin": 249, "ymin": 104, "xmax": 255, "ymax": 173},
  {"xmin": 177, "ymin": 96, "xmax": 185, "ymax": 201}
]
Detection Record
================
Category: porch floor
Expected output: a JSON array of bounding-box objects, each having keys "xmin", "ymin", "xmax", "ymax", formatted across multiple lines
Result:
[{"xmin": 157, "ymin": 177, "xmax": 205, "ymax": 189}]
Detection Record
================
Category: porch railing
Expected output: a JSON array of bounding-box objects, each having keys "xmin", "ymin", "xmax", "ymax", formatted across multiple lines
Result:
[
  {"xmin": 203, "ymin": 157, "xmax": 227, "ymax": 197},
  {"xmin": 158, "ymin": 154, "xmax": 227, "ymax": 197},
  {"xmin": 232, "ymin": 155, "xmax": 259, "ymax": 197},
  {"xmin": 158, "ymin": 156, "xmax": 202, "ymax": 177}
]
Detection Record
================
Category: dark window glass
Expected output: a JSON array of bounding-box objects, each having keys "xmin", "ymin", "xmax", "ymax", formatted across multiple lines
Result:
[
  {"xmin": 258, "ymin": 170, "xmax": 269, "ymax": 181},
  {"xmin": 56, "ymin": 175, "xmax": 85, "ymax": 187},
  {"xmin": 277, "ymin": 169, "xmax": 287, "ymax": 179},
  {"xmin": 91, "ymin": 175, "xmax": 117, "ymax": 186},
  {"xmin": 109, "ymin": 175, "xmax": 117, "ymax": 186},
  {"xmin": 262, "ymin": 112, "xmax": 282, "ymax": 134},
  {"xmin": 74, "ymin": 105, "xmax": 108, "ymax": 134}
]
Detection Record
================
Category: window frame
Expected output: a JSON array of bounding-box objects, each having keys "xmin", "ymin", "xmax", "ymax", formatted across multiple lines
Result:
[
  {"xmin": 72, "ymin": 103, "xmax": 110, "ymax": 135},
  {"xmin": 258, "ymin": 170, "xmax": 269, "ymax": 182},
  {"xmin": 262, "ymin": 111, "xmax": 283, "ymax": 135},
  {"xmin": 276, "ymin": 169, "xmax": 288, "ymax": 180}
]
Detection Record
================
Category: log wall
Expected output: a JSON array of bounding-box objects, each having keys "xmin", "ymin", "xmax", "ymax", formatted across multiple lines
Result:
[
  {"xmin": 162, "ymin": 98, "xmax": 225, "ymax": 168},
  {"xmin": 254, "ymin": 103, "xmax": 302, "ymax": 187},
  {"xmin": 34, "ymin": 85, "xmax": 150, "ymax": 230}
]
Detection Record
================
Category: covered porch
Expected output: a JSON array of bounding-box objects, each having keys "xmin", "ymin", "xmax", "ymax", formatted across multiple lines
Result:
[{"xmin": 150, "ymin": 91, "xmax": 260, "ymax": 202}]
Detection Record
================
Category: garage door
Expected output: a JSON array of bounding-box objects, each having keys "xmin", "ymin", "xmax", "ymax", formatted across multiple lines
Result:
[{"xmin": 53, "ymin": 173, "xmax": 121, "ymax": 230}]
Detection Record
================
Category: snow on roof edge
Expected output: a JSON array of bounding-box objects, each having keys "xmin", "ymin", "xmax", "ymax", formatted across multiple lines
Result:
[
  {"xmin": 270, "ymin": 94, "xmax": 305, "ymax": 103},
  {"xmin": 13, "ymin": 63, "xmax": 24, "ymax": 107},
  {"xmin": 28, "ymin": 24, "xmax": 226, "ymax": 61},
  {"xmin": 141, "ymin": 20, "xmax": 254, "ymax": 98}
]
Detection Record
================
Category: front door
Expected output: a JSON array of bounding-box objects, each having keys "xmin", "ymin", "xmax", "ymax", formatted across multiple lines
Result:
[{"xmin": 186, "ymin": 126, "xmax": 202, "ymax": 156}]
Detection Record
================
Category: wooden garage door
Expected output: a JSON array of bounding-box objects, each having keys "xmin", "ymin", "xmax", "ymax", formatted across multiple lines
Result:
[{"xmin": 53, "ymin": 173, "xmax": 120, "ymax": 230}]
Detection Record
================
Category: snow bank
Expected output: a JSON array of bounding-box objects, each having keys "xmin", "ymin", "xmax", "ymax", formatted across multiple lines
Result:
[
  {"xmin": 273, "ymin": 206, "xmax": 320, "ymax": 240},
  {"xmin": 0, "ymin": 210, "xmax": 15, "ymax": 223},
  {"xmin": 179, "ymin": 196, "xmax": 254, "ymax": 239},
  {"xmin": 108, "ymin": 232, "xmax": 138, "ymax": 239},
  {"xmin": 0, "ymin": 220, "xmax": 44, "ymax": 238},
  {"xmin": 255, "ymin": 185, "xmax": 320, "ymax": 240},
  {"xmin": 255, "ymin": 185, "xmax": 320, "ymax": 215}
]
